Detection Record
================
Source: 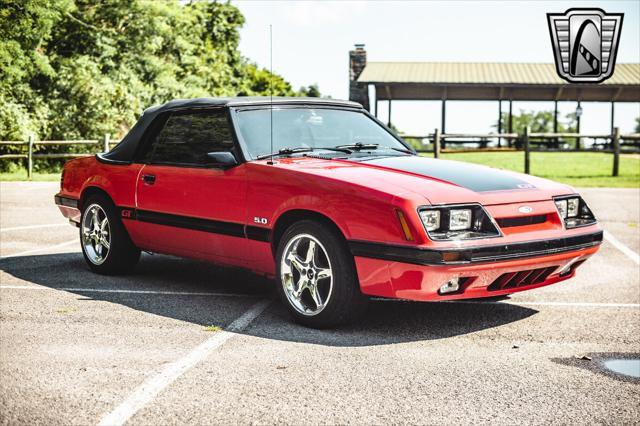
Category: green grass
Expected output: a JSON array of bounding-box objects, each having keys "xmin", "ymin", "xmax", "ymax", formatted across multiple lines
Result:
[
  {"xmin": 1, "ymin": 152, "xmax": 638, "ymax": 187},
  {"xmin": 430, "ymin": 152, "xmax": 640, "ymax": 188},
  {"xmin": 203, "ymin": 325, "xmax": 222, "ymax": 332},
  {"xmin": 1, "ymin": 170, "xmax": 61, "ymax": 181}
]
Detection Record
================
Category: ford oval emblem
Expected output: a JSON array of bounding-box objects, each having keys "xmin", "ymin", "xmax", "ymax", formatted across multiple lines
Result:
[{"xmin": 518, "ymin": 206, "xmax": 533, "ymax": 213}]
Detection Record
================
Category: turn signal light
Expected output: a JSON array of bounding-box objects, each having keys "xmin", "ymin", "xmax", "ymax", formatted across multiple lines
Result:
[
  {"xmin": 396, "ymin": 210, "xmax": 414, "ymax": 241},
  {"xmin": 441, "ymin": 251, "xmax": 464, "ymax": 262}
]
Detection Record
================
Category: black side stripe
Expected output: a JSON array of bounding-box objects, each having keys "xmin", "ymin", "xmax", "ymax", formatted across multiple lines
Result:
[
  {"xmin": 121, "ymin": 208, "xmax": 271, "ymax": 242},
  {"xmin": 245, "ymin": 225, "xmax": 271, "ymax": 242},
  {"xmin": 136, "ymin": 209, "xmax": 246, "ymax": 238}
]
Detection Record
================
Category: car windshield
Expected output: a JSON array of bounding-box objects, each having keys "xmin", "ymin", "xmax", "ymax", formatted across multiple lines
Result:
[{"xmin": 234, "ymin": 107, "xmax": 409, "ymax": 159}]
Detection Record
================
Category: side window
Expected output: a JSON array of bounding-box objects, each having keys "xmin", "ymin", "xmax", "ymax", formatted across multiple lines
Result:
[{"xmin": 145, "ymin": 110, "xmax": 234, "ymax": 166}]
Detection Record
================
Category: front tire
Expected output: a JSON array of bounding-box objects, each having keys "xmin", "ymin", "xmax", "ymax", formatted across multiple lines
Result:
[
  {"xmin": 276, "ymin": 220, "xmax": 367, "ymax": 328},
  {"xmin": 80, "ymin": 194, "xmax": 140, "ymax": 275}
]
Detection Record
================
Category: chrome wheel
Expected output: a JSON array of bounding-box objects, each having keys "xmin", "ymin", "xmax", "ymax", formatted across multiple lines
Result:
[
  {"xmin": 280, "ymin": 234, "xmax": 333, "ymax": 316},
  {"xmin": 81, "ymin": 203, "xmax": 111, "ymax": 265}
]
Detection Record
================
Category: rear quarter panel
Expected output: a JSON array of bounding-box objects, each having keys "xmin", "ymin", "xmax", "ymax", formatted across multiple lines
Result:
[{"xmin": 60, "ymin": 157, "xmax": 142, "ymax": 208}]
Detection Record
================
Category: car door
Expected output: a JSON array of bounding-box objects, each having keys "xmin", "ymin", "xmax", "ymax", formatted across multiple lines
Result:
[{"xmin": 133, "ymin": 108, "xmax": 249, "ymax": 265}]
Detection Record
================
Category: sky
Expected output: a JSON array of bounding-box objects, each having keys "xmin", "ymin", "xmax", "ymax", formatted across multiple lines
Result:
[{"xmin": 233, "ymin": 0, "xmax": 640, "ymax": 135}]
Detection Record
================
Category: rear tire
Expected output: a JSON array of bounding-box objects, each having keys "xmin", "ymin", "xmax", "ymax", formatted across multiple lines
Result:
[
  {"xmin": 80, "ymin": 194, "xmax": 140, "ymax": 275},
  {"xmin": 275, "ymin": 220, "xmax": 367, "ymax": 328}
]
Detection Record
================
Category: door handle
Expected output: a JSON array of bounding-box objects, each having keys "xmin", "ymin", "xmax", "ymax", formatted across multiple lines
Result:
[{"xmin": 142, "ymin": 174, "xmax": 156, "ymax": 185}]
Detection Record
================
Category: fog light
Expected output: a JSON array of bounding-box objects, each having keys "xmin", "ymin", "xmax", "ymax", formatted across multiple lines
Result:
[
  {"xmin": 439, "ymin": 278, "xmax": 460, "ymax": 294},
  {"xmin": 558, "ymin": 263, "xmax": 573, "ymax": 276}
]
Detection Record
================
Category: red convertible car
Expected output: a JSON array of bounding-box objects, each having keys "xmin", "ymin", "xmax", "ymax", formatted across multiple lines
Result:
[{"xmin": 55, "ymin": 97, "xmax": 602, "ymax": 327}]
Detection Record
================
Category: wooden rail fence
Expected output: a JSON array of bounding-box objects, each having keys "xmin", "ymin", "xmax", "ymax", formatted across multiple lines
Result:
[
  {"xmin": 406, "ymin": 127, "xmax": 639, "ymax": 176},
  {"xmin": 1, "ymin": 128, "xmax": 638, "ymax": 179},
  {"xmin": 0, "ymin": 134, "xmax": 119, "ymax": 179}
]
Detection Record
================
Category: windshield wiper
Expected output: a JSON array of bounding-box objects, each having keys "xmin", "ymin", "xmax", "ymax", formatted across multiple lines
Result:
[
  {"xmin": 257, "ymin": 147, "xmax": 311, "ymax": 160},
  {"xmin": 256, "ymin": 146, "xmax": 351, "ymax": 160},
  {"xmin": 336, "ymin": 142, "xmax": 379, "ymax": 151},
  {"xmin": 389, "ymin": 146, "xmax": 415, "ymax": 155},
  {"xmin": 335, "ymin": 143, "xmax": 414, "ymax": 155}
]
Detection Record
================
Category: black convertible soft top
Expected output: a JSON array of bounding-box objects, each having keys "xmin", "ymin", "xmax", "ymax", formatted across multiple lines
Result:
[{"xmin": 99, "ymin": 97, "xmax": 362, "ymax": 164}]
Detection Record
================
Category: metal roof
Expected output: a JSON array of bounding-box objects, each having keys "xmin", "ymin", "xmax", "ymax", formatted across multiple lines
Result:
[{"xmin": 357, "ymin": 62, "xmax": 640, "ymax": 102}]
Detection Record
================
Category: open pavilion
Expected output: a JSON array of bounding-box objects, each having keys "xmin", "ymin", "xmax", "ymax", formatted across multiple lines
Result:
[{"xmin": 348, "ymin": 45, "xmax": 640, "ymax": 143}]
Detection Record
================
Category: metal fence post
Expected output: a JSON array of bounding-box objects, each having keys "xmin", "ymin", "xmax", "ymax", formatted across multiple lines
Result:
[
  {"xmin": 612, "ymin": 127, "xmax": 620, "ymax": 177},
  {"xmin": 103, "ymin": 133, "xmax": 110, "ymax": 153},
  {"xmin": 523, "ymin": 126, "xmax": 530, "ymax": 174},
  {"xmin": 434, "ymin": 128, "xmax": 441, "ymax": 159},
  {"xmin": 27, "ymin": 135, "xmax": 34, "ymax": 180}
]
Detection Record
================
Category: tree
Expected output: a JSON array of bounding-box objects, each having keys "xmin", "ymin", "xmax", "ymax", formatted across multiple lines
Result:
[
  {"xmin": 300, "ymin": 84, "xmax": 321, "ymax": 98},
  {"xmin": 495, "ymin": 110, "xmax": 577, "ymax": 134},
  {"xmin": 0, "ymin": 0, "xmax": 71, "ymax": 141},
  {"xmin": 0, "ymin": 0, "xmax": 321, "ymax": 146}
]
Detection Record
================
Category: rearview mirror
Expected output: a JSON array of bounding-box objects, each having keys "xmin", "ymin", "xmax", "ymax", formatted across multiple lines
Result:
[{"xmin": 206, "ymin": 152, "xmax": 238, "ymax": 169}]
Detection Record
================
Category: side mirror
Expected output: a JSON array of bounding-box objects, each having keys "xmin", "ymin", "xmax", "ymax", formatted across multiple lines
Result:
[{"xmin": 206, "ymin": 151, "xmax": 238, "ymax": 169}]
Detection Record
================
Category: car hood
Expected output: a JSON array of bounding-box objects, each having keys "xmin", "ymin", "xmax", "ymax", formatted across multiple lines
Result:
[{"xmin": 272, "ymin": 155, "xmax": 575, "ymax": 206}]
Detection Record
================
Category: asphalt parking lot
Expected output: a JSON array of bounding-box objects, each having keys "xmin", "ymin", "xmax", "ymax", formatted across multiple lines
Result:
[{"xmin": 1, "ymin": 182, "xmax": 639, "ymax": 425}]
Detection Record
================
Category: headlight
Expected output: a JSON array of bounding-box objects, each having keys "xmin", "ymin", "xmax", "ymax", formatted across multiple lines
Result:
[
  {"xmin": 449, "ymin": 209, "xmax": 472, "ymax": 230},
  {"xmin": 418, "ymin": 204, "xmax": 501, "ymax": 241},
  {"xmin": 554, "ymin": 195, "xmax": 596, "ymax": 228},
  {"xmin": 567, "ymin": 198, "xmax": 579, "ymax": 217},
  {"xmin": 419, "ymin": 210, "xmax": 440, "ymax": 231},
  {"xmin": 554, "ymin": 199, "xmax": 567, "ymax": 218}
]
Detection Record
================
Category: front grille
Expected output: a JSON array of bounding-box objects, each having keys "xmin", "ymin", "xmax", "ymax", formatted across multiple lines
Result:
[
  {"xmin": 496, "ymin": 214, "xmax": 547, "ymax": 228},
  {"xmin": 487, "ymin": 266, "xmax": 558, "ymax": 291}
]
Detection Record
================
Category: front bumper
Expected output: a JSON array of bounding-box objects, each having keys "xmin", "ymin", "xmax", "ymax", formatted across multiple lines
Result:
[
  {"xmin": 350, "ymin": 231, "xmax": 602, "ymax": 301},
  {"xmin": 349, "ymin": 231, "xmax": 603, "ymax": 265}
]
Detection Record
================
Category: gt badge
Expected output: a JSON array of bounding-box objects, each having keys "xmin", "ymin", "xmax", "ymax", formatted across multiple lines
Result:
[{"xmin": 121, "ymin": 208, "xmax": 135, "ymax": 219}]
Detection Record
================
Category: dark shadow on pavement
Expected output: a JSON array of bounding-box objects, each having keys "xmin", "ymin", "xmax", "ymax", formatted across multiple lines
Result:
[{"xmin": 1, "ymin": 252, "xmax": 539, "ymax": 347}]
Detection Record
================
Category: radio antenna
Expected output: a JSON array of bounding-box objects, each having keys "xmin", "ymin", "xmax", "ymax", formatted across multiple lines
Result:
[{"xmin": 268, "ymin": 24, "xmax": 274, "ymax": 165}]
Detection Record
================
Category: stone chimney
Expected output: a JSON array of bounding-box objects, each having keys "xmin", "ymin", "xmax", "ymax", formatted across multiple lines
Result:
[{"xmin": 349, "ymin": 44, "xmax": 369, "ymax": 110}]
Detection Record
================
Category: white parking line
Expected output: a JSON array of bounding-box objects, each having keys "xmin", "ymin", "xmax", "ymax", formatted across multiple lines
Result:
[
  {"xmin": 0, "ymin": 285, "xmax": 255, "ymax": 298},
  {"xmin": 2, "ymin": 286, "xmax": 637, "ymax": 308},
  {"xmin": 0, "ymin": 239, "xmax": 78, "ymax": 260},
  {"xmin": 456, "ymin": 300, "xmax": 640, "ymax": 308},
  {"xmin": 97, "ymin": 299, "xmax": 271, "ymax": 426},
  {"xmin": 373, "ymin": 298, "xmax": 640, "ymax": 308},
  {"xmin": 0, "ymin": 223, "xmax": 68, "ymax": 233},
  {"xmin": 604, "ymin": 230, "xmax": 640, "ymax": 265}
]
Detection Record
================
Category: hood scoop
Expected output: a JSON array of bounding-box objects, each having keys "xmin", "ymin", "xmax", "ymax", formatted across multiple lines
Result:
[{"xmin": 358, "ymin": 156, "xmax": 537, "ymax": 193}]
